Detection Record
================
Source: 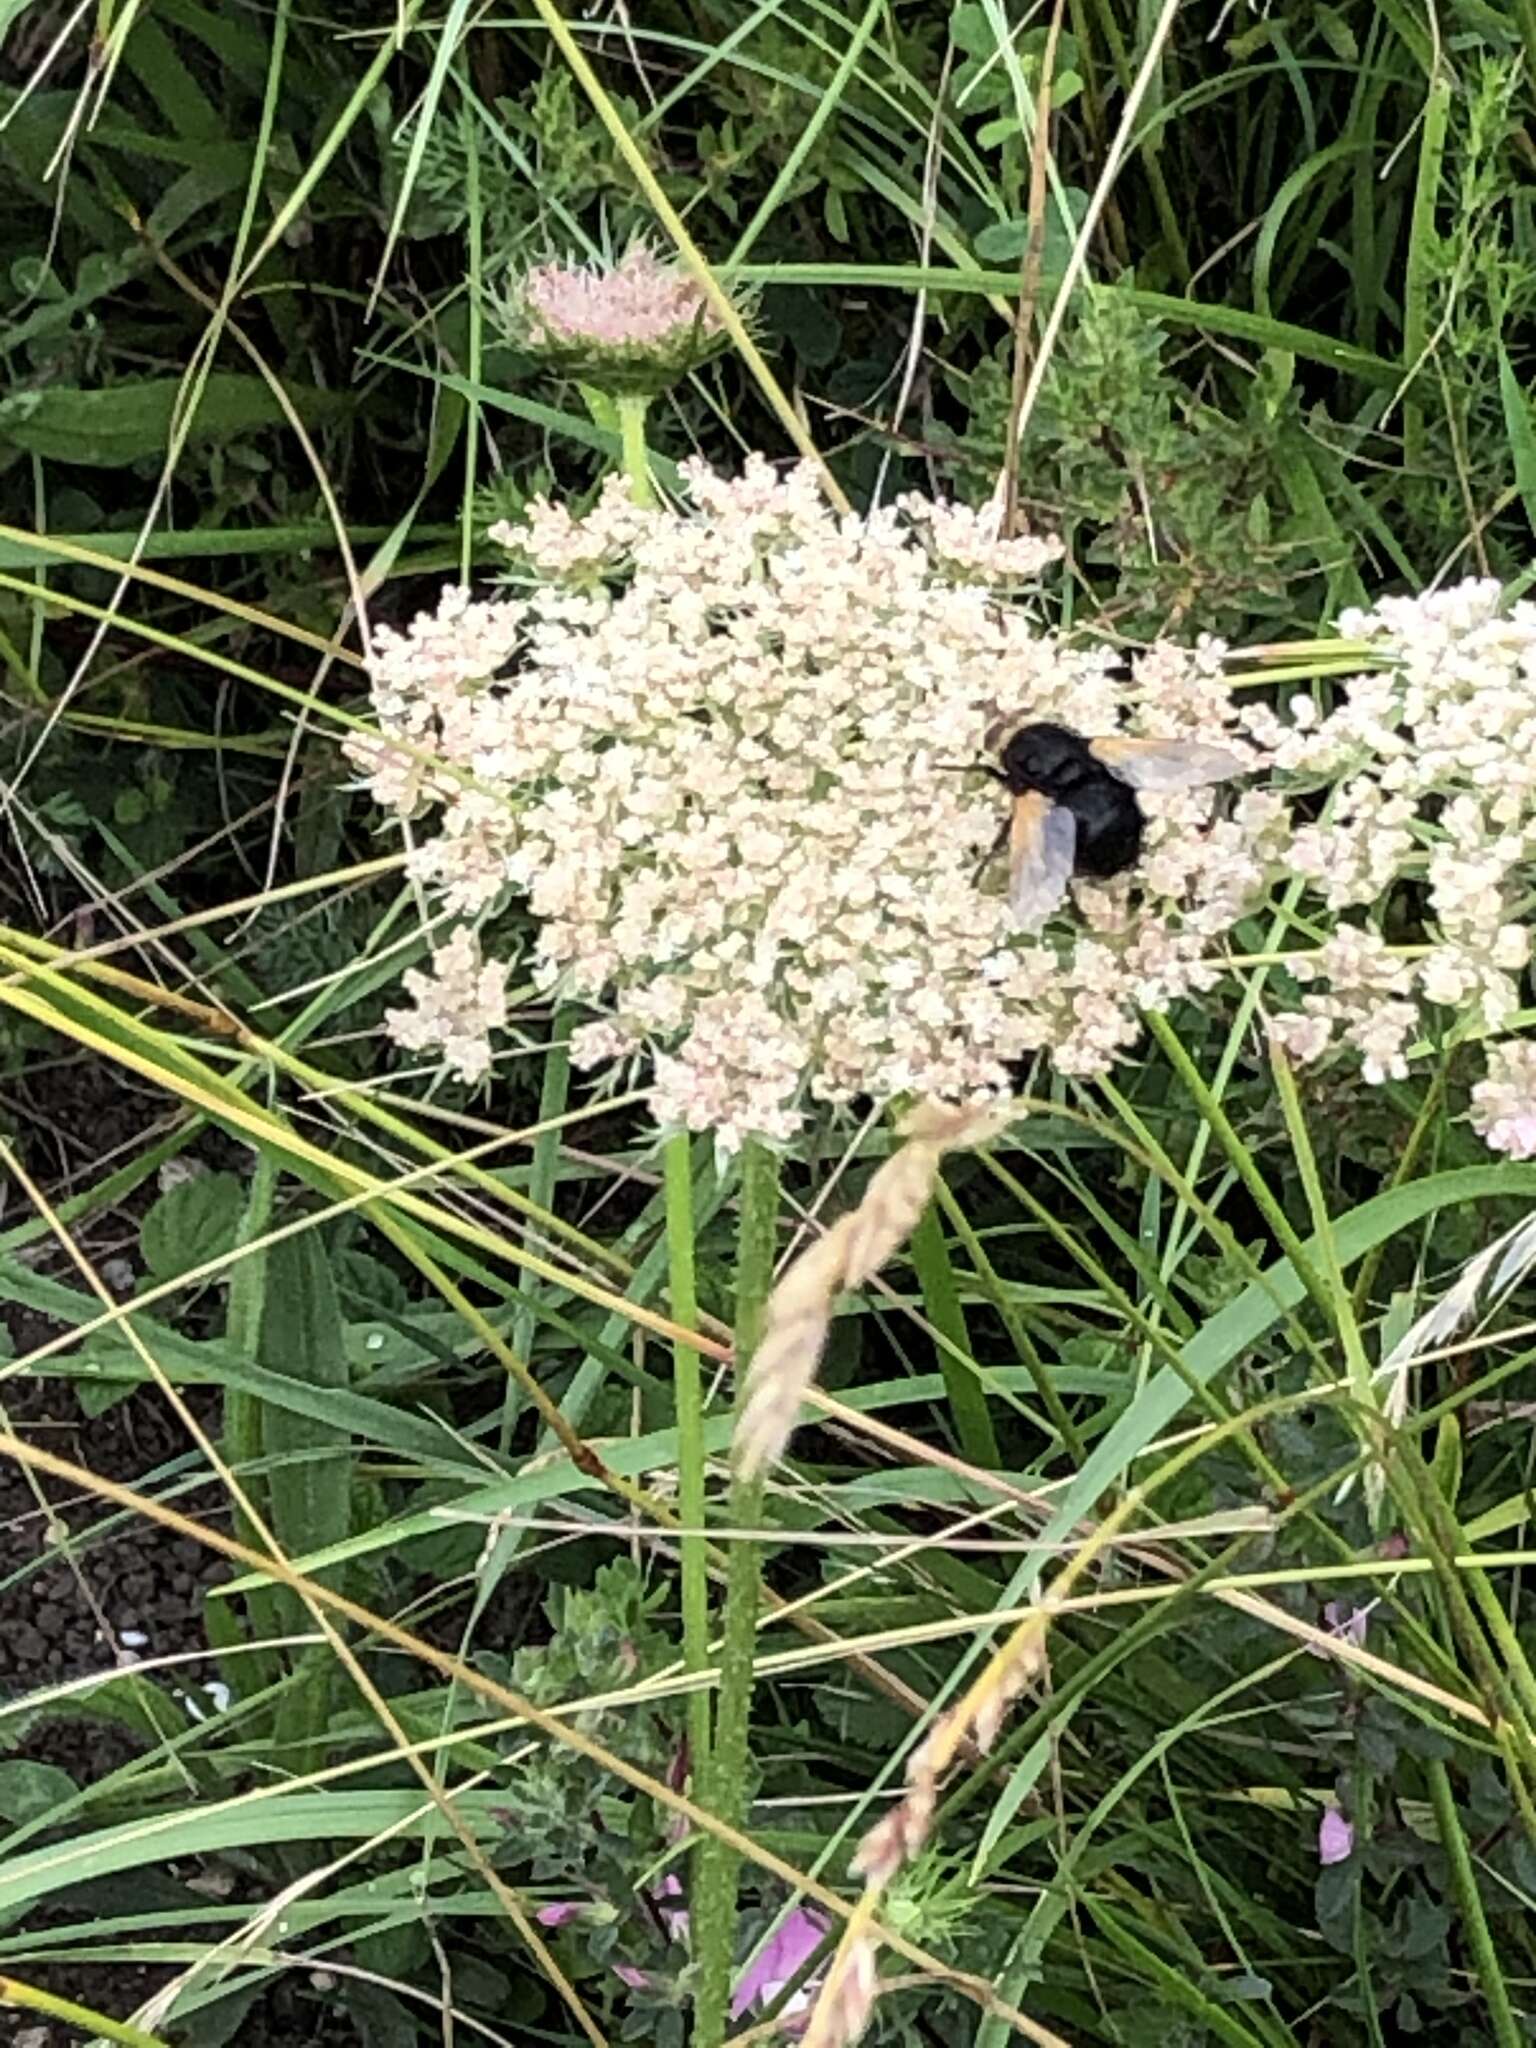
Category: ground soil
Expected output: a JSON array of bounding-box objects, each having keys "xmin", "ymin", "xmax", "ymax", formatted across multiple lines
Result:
[{"xmin": 0, "ymin": 1366, "xmax": 383, "ymax": 2047}]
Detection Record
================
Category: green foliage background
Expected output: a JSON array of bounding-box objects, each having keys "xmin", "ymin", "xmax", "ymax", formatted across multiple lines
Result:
[{"xmin": 3, "ymin": 4, "xmax": 1536, "ymax": 2046}]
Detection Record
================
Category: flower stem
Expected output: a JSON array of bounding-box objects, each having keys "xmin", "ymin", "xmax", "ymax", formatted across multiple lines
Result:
[
  {"xmin": 691, "ymin": 1137, "xmax": 782, "ymax": 2046},
  {"xmin": 1146, "ymin": 1010, "xmax": 1332, "ymax": 1313},
  {"xmin": 665, "ymin": 1131, "xmax": 713, "ymax": 1792},
  {"xmin": 1425, "ymin": 1757, "xmax": 1524, "ymax": 2048},
  {"xmin": 616, "ymin": 390, "xmax": 656, "ymax": 508}
]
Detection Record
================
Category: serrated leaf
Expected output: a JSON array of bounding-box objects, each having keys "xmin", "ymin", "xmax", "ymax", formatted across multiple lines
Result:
[{"xmin": 140, "ymin": 1172, "xmax": 244, "ymax": 1284}]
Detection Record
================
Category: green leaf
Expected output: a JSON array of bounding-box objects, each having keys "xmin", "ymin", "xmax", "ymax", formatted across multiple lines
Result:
[
  {"xmin": 336, "ymin": 1981, "xmax": 419, "ymax": 2048},
  {"xmin": 119, "ymin": 14, "xmax": 222, "ymax": 139},
  {"xmin": 0, "ymin": 1790, "xmax": 509, "ymax": 1912},
  {"xmin": 169, "ymin": 1981, "xmax": 264, "ymax": 2048},
  {"xmin": 259, "ymin": 1228, "xmax": 354, "ymax": 1763},
  {"xmin": 1498, "ymin": 344, "xmax": 1536, "ymax": 537},
  {"xmin": 261, "ymin": 1230, "xmax": 354, "ymax": 1571},
  {"xmin": 1040, "ymin": 1164, "xmax": 1536, "ymax": 1545},
  {"xmin": 1315, "ymin": 3, "xmax": 1359, "ymax": 59},
  {"xmin": 973, "ymin": 189, "xmax": 1089, "ymax": 277},
  {"xmin": 0, "ymin": 375, "xmax": 352, "ymax": 467},
  {"xmin": 0, "ymin": 0, "xmax": 47, "ymax": 41},
  {"xmin": 75, "ymin": 1372, "xmax": 135, "ymax": 1419},
  {"xmin": 146, "ymin": 150, "xmax": 257, "ymax": 242},
  {"xmin": 0, "ymin": 1758, "xmax": 77, "ymax": 1824},
  {"xmin": 140, "ymin": 1172, "xmax": 245, "ymax": 1285},
  {"xmin": 973, "ymin": 1733, "xmax": 1052, "ymax": 1878}
]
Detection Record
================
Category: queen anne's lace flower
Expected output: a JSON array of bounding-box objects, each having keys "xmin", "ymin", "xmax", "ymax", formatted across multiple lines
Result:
[
  {"xmin": 385, "ymin": 928, "xmax": 508, "ymax": 1085},
  {"xmin": 1471, "ymin": 1041, "xmax": 1536, "ymax": 1159},
  {"xmin": 352, "ymin": 463, "xmax": 1536, "ymax": 1153},
  {"xmin": 1242, "ymin": 579, "xmax": 1536, "ymax": 1097}
]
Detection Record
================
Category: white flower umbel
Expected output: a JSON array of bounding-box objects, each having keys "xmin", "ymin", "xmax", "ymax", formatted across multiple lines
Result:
[
  {"xmin": 1471, "ymin": 1040, "xmax": 1536, "ymax": 1159},
  {"xmin": 353, "ymin": 464, "xmax": 1536, "ymax": 1150},
  {"xmin": 351, "ymin": 459, "xmax": 1284, "ymax": 1142}
]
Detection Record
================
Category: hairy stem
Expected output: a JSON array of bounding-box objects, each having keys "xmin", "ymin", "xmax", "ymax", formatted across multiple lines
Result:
[{"xmin": 692, "ymin": 1138, "xmax": 782, "ymax": 2045}]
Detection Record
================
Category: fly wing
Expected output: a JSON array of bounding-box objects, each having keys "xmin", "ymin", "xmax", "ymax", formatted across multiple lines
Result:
[
  {"xmin": 1088, "ymin": 735, "xmax": 1247, "ymax": 792},
  {"xmin": 1008, "ymin": 790, "xmax": 1077, "ymax": 930}
]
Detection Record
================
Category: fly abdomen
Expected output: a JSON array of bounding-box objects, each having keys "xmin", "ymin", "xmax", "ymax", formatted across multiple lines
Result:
[{"xmin": 1062, "ymin": 777, "xmax": 1143, "ymax": 877}]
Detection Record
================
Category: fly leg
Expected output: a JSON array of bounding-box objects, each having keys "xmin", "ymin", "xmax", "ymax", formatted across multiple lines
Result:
[{"xmin": 972, "ymin": 814, "xmax": 1011, "ymax": 886}]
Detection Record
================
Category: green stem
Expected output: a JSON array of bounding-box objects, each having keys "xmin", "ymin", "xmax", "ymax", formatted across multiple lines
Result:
[
  {"xmin": 666, "ymin": 1131, "xmax": 713, "ymax": 1799},
  {"xmin": 1350, "ymin": 1058, "xmax": 1449, "ymax": 1322},
  {"xmin": 1425, "ymin": 1758, "xmax": 1523, "ymax": 2048},
  {"xmin": 692, "ymin": 1138, "xmax": 782, "ymax": 2047},
  {"xmin": 500, "ymin": 1003, "xmax": 574, "ymax": 1454},
  {"xmin": 1268, "ymin": 1043, "xmax": 1373, "ymax": 1412},
  {"xmin": 907, "ymin": 1200, "xmax": 999, "ymax": 1466},
  {"xmin": 934, "ymin": 1180, "xmax": 1087, "ymax": 1464},
  {"xmin": 1145, "ymin": 1011, "xmax": 1331, "ymax": 1313},
  {"xmin": 616, "ymin": 391, "xmax": 657, "ymax": 507},
  {"xmin": 1403, "ymin": 67, "xmax": 1451, "ymax": 472},
  {"xmin": 0, "ymin": 1978, "xmax": 171, "ymax": 2048},
  {"xmin": 224, "ymin": 1155, "xmax": 284, "ymax": 1701}
]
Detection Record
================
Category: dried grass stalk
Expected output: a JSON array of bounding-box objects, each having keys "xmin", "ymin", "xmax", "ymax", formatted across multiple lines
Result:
[
  {"xmin": 804, "ymin": 1597, "xmax": 1057, "ymax": 2044},
  {"xmin": 800, "ymin": 1929, "xmax": 879, "ymax": 2048},
  {"xmin": 733, "ymin": 1102, "xmax": 1014, "ymax": 1479}
]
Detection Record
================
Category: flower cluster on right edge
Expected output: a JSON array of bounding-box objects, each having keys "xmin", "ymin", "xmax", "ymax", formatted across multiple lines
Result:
[{"xmin": 349, "ymin": 462, "xmax": 1535, "ymax": 1157}]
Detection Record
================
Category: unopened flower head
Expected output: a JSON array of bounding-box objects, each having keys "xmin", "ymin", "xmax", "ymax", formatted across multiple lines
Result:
[
  {"xmin": 498, "ymin": 244, "xmax": 735, "ymax": 395},
  {"xmin": 353, "ymin": 461, "xmax": 1536, "ymax": 1152}
]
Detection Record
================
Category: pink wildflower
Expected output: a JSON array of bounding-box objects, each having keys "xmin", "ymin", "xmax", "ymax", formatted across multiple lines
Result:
[
  {"xmin": 731, "ymin": 1907, "xmax": 832, "ymax": 2023},
  {"xmin": 535, "ymin": 1901, "xmax": 589, "ymax": 1928},
  {"xmin": 533, "ymin": 1884, "xmax": 827, "ymax": 2023},
  {"xmin": 1318, "ymin": 1808, "xmax": 1355, "ymax": 1864},
  {"xmin": 1323, "ymin": 1601, "xmax": 1369, "ymax": 1647}
]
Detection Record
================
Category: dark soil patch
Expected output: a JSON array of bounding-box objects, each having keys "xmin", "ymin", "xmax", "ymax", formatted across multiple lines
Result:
[
  {"xmin": 0, "ymin": 1370, "xmax": 228, "ymax": 1697},
  {"xmin": 0, "ymin": 1357, "xmax": 236, "ymax": 2048},
  {"xmin": 4, "ymin": 1957, "xmax": 371, "ymax": 2047}
]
